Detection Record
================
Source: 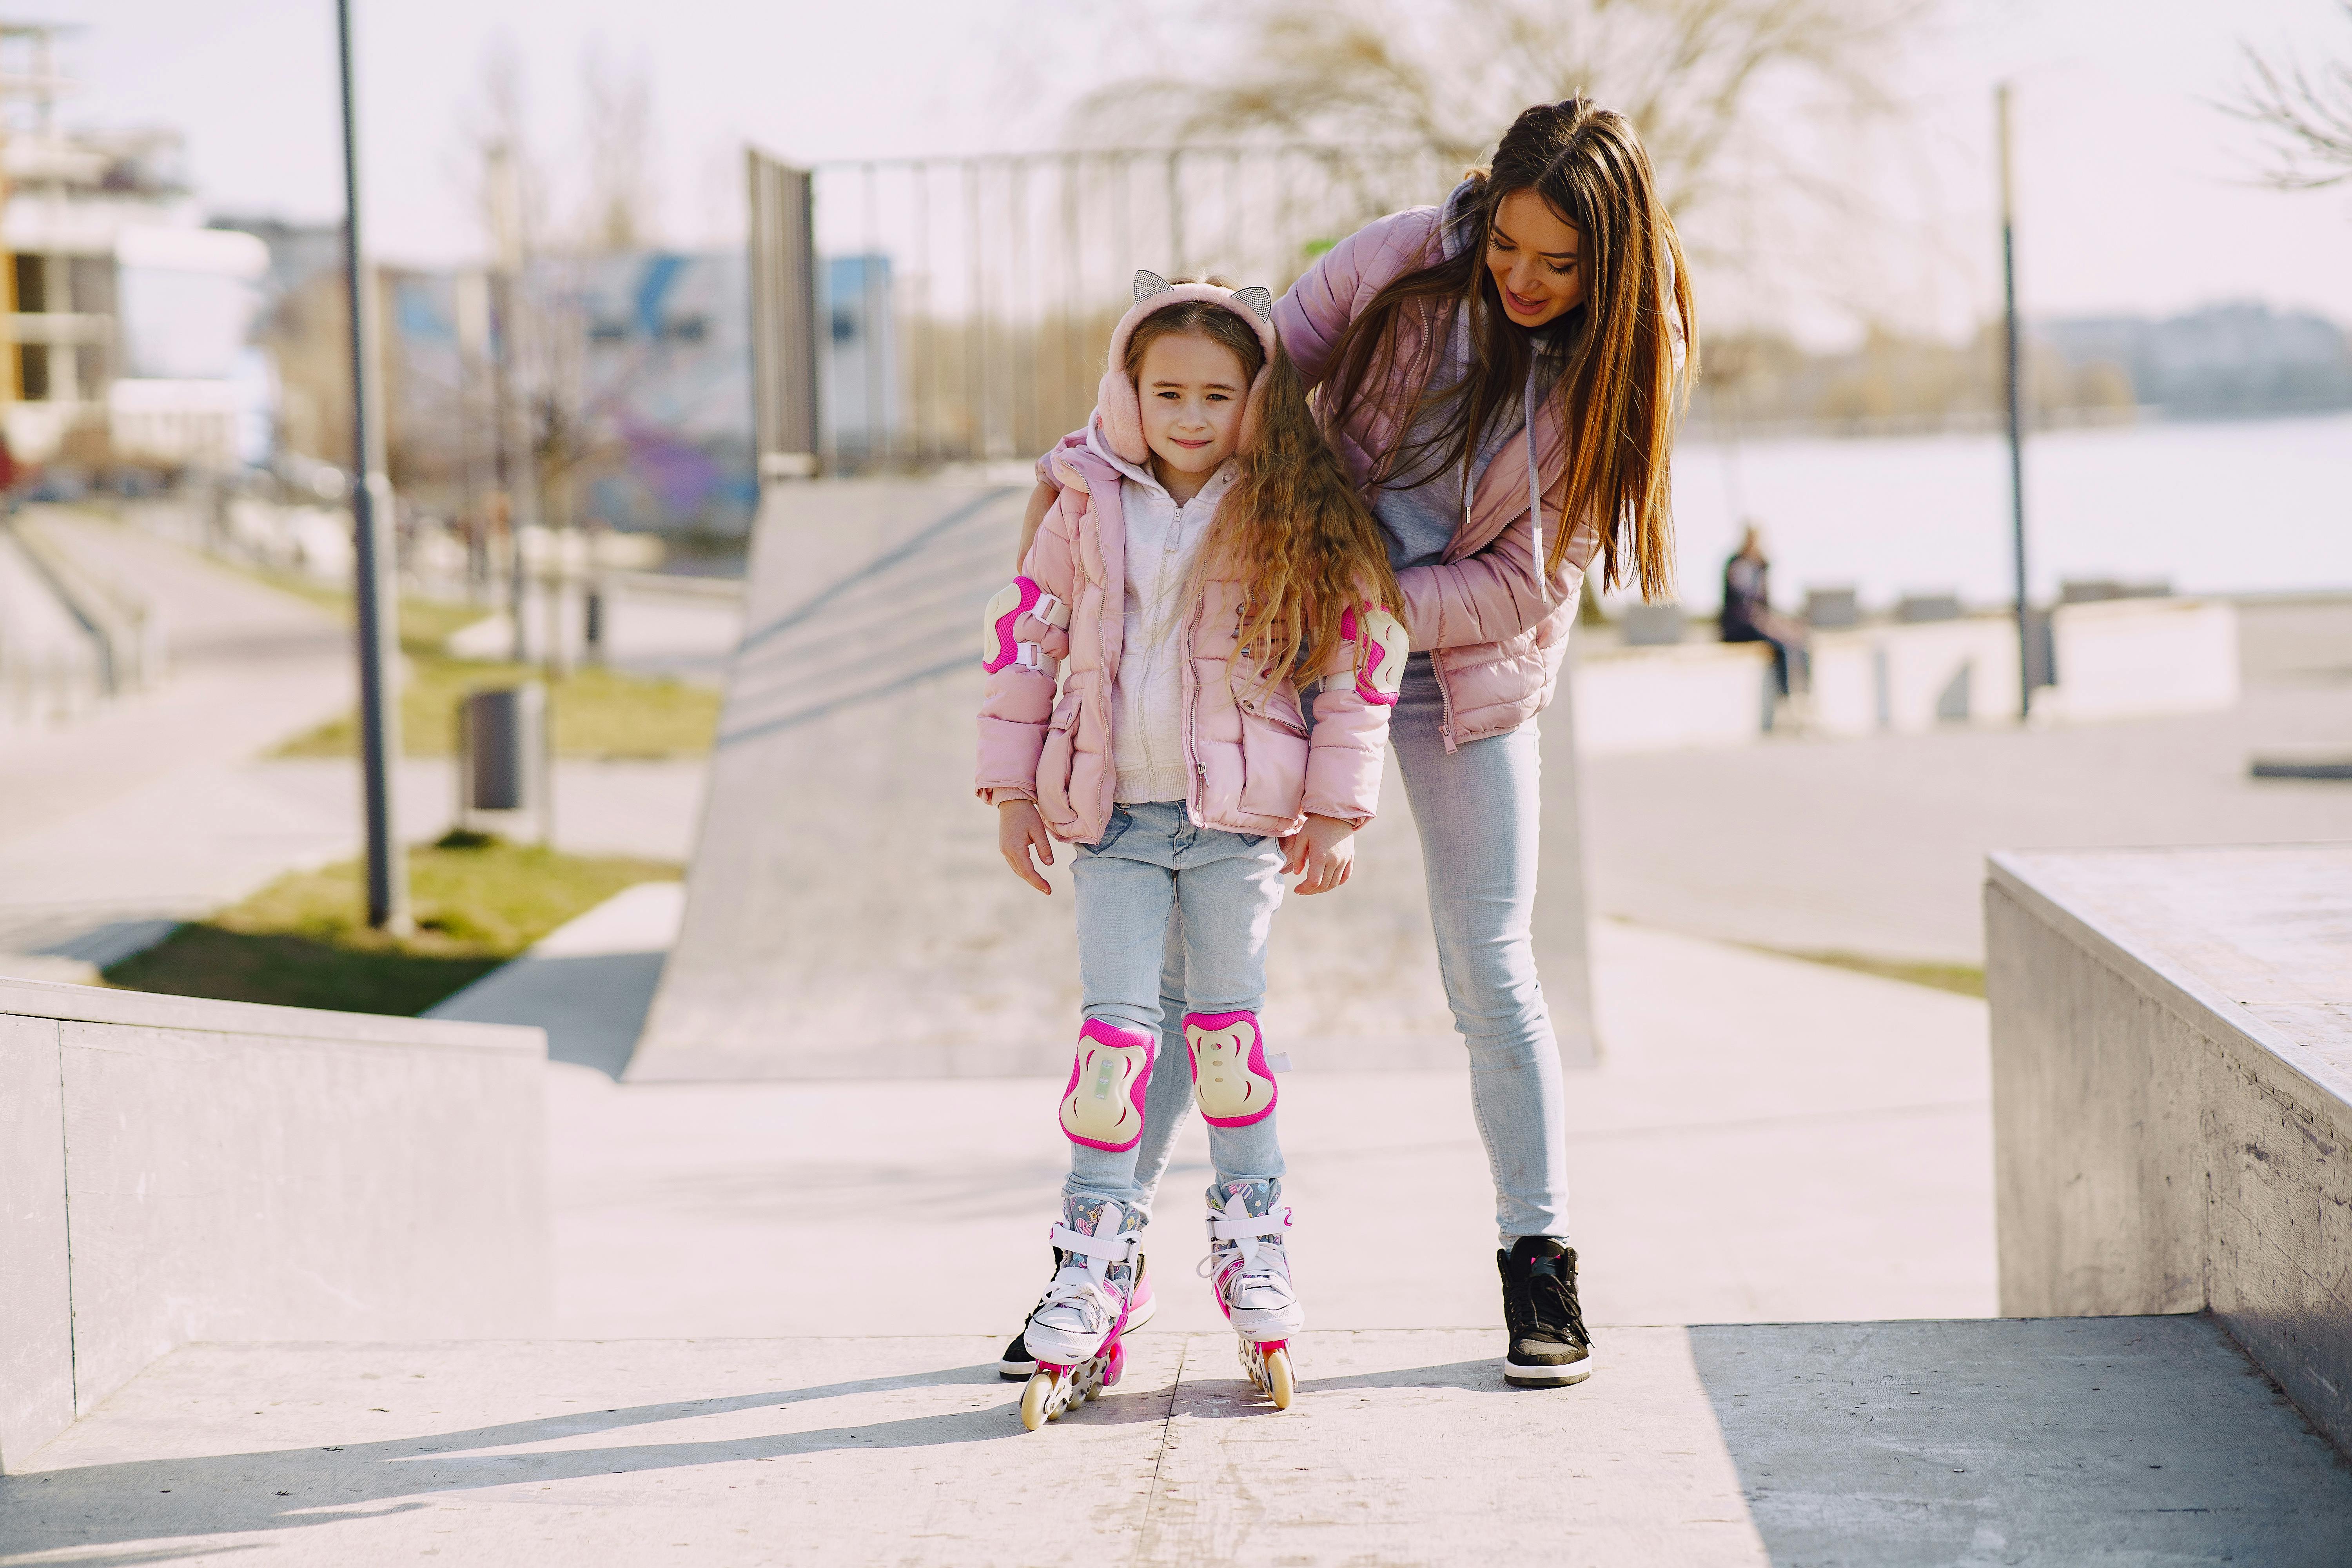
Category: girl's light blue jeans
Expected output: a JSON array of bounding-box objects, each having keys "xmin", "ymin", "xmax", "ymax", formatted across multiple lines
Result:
[
  {"xmin": 1124, "ymin": 655, "xmax": 1571, "ymax": 1244},
  {"xmin": 1064, "ymin": 800, "xmax": 1285, "ymax": 1209}
]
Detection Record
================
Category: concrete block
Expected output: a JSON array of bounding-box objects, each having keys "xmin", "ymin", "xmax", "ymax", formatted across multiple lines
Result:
[
  {"xmin": 1570, "ymin": 641, "xmax": 1770, "ymax": 755},
  {"xmin": 57, "ymin": 1018, "xmax": 551, "ymax": 1414},
  {"xmin": 1807, "ymin": 618, "xmax": 2021, "ymax": 737},
  {"xmin": 2043, "ymin": 596, "xmax": 2239, "ymax": 722},
  {"xmin": 1806, "ymin": 629, "xmax": 1881, "ymax": 736},
  {"xmin": 0, "ymin": 979, "xmax": 550, "ymax": 1466},
  {"xmin": 1880, "ymin": 617, "xmax": 2018, "ymax": 731},
  {"xmin": 1987, "ymin": 843, "xmax": 2352, "ymax": 1452},
  {"xmin": 0, "ymin": 1014, "xmax": 72, "ymax": 1473},
  {"xmin": 1987, "ymin": 884, "xmax": 2204, "ymax": 1317}
]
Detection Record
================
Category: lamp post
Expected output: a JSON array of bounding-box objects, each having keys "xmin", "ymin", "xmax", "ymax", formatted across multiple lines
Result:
[
  {"xmin": 336, "ymin": 0, "xmax": 408, "ymax": 931},
  {"xmin": 1998, "ymin": 82, "xmax": 2033, "ymax": 722}
]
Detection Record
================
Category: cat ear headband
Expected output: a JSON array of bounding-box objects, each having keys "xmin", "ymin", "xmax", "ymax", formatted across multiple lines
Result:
[{"xmin": 1098, "ymin": 271, "xmax": 1280, "ymax": 465}]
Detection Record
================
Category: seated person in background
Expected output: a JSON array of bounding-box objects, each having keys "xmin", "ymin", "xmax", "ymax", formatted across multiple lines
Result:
[{"xmin": 1719, "ymin": 523, "xmax": 1808, "ymax": 697}]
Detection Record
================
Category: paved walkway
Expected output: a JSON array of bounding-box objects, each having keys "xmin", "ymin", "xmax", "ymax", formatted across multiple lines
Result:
[
  {"xmin": 0, "ymin": 509, "xmax": 352, "ymax": 849},
  {"xmin": 0, "ymin": 508, "xmax": 708, "ymax": 972},
  {"xmin": 534, "ymin": 919, "xmax": 1993, "ymax": 1338},
  {"xmin": 8, "ymin": 1317, "xmax": 2348, "ymax": 1566}
]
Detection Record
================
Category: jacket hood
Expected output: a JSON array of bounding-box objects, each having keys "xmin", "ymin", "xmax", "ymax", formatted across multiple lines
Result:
[{"xmin": 1094, "ymin": 271, "xmax": 1279, "ymax": 467}]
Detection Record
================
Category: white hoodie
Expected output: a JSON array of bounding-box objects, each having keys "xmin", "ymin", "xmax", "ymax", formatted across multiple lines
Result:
[{"xmin": 1088, "ymin": 423, "xmax": 1240, "ymax": 805}]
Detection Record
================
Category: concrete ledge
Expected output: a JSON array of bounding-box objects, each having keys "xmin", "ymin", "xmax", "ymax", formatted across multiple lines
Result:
[
  {"xmin": 1987, "ymin": 843, "xmax": 2352, "ymax": 1453},
  {"xmin": 1571, "ymin": 639, "xmax": 1771, "ymax": 755},
  {"xmin": 0, "ymin": 983, "xmax": 550, "ymax": 1472}
]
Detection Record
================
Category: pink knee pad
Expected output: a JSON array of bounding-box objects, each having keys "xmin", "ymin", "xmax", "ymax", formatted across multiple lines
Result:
[
  {"xmin": 1185, "ymin": 1011, "xmax": 1278, "ymax": 1127},
  {"xmin": 1059, "ymin": 1018, "xmax": 1155, "ymax": 1151}
]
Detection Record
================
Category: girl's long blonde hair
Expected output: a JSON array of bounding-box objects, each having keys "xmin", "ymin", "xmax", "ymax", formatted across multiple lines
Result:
[
  {"xmin": 1320, "ymin": 98, "xmax": 1695, "ymax": 601},
  {"xmin": 1123, "ymin": 297, "xmax": 1403, "ymax": 690}
]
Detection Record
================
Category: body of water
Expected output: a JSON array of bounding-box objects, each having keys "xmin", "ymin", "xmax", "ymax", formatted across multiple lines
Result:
[{"xmin": 1642, "ymin": 411, "xmax": 2352, "ymax": 614}]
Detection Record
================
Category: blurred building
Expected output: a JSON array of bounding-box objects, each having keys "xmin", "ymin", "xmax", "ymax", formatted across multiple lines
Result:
[
  {"xmin": 0, "ymin": 24, "xmax": 266, "ymax": 474},
  {"xmin": 568, "ymin": 249, "xmax": 755, "ymax": 537},
  {"xmin": 824, "ymin": 253, "xmax": 895, "ymax": 469},
  {"xmin": 2040, "ymin": 304, "xmax": 2352, "ymax": 418}
]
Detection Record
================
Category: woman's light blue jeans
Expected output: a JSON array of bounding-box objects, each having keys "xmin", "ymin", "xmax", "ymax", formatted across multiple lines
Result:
[
  {"xmin": 1124, "ymin": 655, "xmax": 1571, "ymax": 1244},
  {"xmin": 1065, "ymin": 800, "xmax": 1285, "ymax": 1209}
]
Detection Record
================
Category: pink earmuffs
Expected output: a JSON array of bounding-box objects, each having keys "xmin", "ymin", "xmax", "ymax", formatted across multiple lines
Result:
[{"xmin": 1095, "ymin": 271, "xmax": 1279, "ymax": 466}]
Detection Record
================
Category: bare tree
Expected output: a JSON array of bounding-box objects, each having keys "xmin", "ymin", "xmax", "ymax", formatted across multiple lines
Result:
[
  {"xmin": 1071, "ymin": 0, "xmax": 1921, "ymax": 231},
  {"xmin": 582, "ymin": 44, "xmax": 660, "ymax": 253},
  {"xmin": 2232, "ymin": 2, "xmax": 2352, "ymax": 190}
]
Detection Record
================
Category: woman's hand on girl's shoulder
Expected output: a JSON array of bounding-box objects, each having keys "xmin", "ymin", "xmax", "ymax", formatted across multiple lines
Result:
[
  {"xmin": 997, "ymin": 798, "xmax": 1056, "ymax": 895},
  {"xmin": 1281, "ymin": 813, "xmax": 1357, "ymax": 896}
]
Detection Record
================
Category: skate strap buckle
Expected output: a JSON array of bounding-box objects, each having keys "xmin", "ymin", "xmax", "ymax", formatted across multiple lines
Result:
[
  {"xmin": 1012, "ymin": 641, "xmax": 1054, "ymax": 673},
  {"xmin": 1051, "ymin": 1223, "xmax": 1140, "ymax": 1266},
  {"xmin": 1209, "ymin": 1211, "xmax": 1290, "ymax": 1244}
]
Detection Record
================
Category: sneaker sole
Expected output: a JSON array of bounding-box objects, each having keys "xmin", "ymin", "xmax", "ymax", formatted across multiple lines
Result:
[
  {"xmin": 1501, "ymin": 1356, "xmax": 1592, "ymax": 1388},
  {"xmin": 999, "ymin": 1291, "xmax": 1159, "ymax": 1378}
]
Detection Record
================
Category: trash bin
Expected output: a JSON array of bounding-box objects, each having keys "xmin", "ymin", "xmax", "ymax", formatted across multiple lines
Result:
[{"xmin": 457, "ymin": 684, "xmax": 549, "ymax": 838}]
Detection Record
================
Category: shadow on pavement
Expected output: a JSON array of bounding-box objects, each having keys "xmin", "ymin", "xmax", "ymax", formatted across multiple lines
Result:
[
  {"xmin": 1689, "ymin": 1314, "xmax": 2352, "ymax": 1567},
  {"xmin": 0, "ymin": 1364, "xmax": 1031, "ymax": 1561}
]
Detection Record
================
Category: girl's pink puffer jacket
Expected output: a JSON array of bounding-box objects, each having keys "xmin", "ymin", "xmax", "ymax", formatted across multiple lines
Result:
[
  {"xmin": 1274, "ymin": 201, "xmax": 1602, "ymax": 753},
  {"xmin": 975, "ymin": 436, "xmax": 1397, "ymax": 845}
]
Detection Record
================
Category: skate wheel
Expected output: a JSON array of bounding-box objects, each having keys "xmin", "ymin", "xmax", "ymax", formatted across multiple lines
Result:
[
  {"xmin": 1264, "ymin": 1347, "xmax": 1294, "ymax": 1410},
  {"xmin": 1020, "ymin": 1371, "xmax": 1054, "ymax": 1431}
]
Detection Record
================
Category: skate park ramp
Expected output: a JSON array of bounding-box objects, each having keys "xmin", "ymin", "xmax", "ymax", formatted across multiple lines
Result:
[{"xmin": 627, "ymin": 479, "xmax": 1593, "ymax": 1080}]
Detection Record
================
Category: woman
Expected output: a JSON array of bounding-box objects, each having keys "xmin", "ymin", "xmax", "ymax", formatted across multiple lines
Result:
[{"xmin": 1000, "ymin": 98, "xmax": 1693, "ymax": 1388}]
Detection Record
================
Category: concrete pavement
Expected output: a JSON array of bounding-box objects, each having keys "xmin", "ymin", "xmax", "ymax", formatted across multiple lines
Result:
[
  {"xmin": 7, "ymin": 1317, "xmax": 2348, "ymax": 1566},
  {"xmin": 1583, "ymin": 678, "xmax": 2352, "ymax": 965},
  {"xmin": 466, "ymin": 911, "xmax": 1995, "ymax": 1338}
]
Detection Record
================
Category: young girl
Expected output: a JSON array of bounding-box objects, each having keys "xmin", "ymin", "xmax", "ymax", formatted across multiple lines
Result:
[{"xmin": 976, "ymin": 273, "xmax": 1406, "ymax": 1429}]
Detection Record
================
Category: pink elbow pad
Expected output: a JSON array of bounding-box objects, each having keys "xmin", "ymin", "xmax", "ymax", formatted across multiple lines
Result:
[
  {"xmin": 1341, "ymin": 604, "xmax": 1408, "ymax": 706},
  {"xmin": 982, "ymin": 577, "xmax": 1069, "ymax": 675}
]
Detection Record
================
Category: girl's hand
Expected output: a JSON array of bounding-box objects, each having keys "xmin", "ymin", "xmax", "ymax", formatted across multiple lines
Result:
[
  {"xmin": 998, "ymin": 799, "xmax": 1056, "ymax": 894},
  {"xmin": 1281, "ymin": 813, "xmax": 1357, "ymax": 895}
]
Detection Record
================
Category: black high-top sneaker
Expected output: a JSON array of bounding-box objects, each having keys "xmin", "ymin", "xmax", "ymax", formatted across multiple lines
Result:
[
  {"xmin": 1497, "ymin": 1236, "xmax": 1592, "ymax": 1387},
  {"xmin": 997, "ymin": 1248, "xmax": 1156, "ymax": 1378}
]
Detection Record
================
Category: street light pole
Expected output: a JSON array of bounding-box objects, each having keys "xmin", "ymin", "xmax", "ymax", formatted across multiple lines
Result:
[
  {"xmin": 1998, "ymin": 82, "xmax": 2033, "ymax": 722},
  {"xmin": 336, "ymin": 0, "xmax": 409, "ymax": 931}
]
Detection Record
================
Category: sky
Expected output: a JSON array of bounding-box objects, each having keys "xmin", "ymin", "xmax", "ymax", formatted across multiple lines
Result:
[{"xmin": 28, "ymin": 0, "xmax": 2352, "ymax": 344}]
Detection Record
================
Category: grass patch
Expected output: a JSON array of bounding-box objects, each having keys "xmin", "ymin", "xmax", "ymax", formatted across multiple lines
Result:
[
  {"xmin": 244, "ymin": 570, "xmax": 720, "ymax": 760},
  {"xmin": 277, "ymin": 657, "xmax": 721, "ymax": 760},
  {"xmin": 104, "ymin": 835, "xmax": 681, "ymax": 1016},
  {"xmin": 1756, "ymin": 946, "xmax": 1986, "ymax": 998}
]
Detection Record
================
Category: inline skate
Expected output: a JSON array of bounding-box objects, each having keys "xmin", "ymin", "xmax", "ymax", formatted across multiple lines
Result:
[
  {"xmin": 1201, "ymin": 1179, "xmax": 1302, "ymax": 1409},
  {"xmin": 1018, "ymin": 1197, "xmax": 1145, "ymax": 1430}
]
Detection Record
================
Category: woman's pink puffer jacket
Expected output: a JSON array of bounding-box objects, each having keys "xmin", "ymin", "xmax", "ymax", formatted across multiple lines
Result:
[{"xmin": 1275, "ymin": 204, "xmax": 1601, "ymax": 753}]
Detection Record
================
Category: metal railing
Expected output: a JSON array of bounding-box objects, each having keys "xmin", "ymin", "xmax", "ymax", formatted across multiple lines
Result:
[{"xmin": 762, "ymin": 145, "xmax": 1463, "ymax": 476}]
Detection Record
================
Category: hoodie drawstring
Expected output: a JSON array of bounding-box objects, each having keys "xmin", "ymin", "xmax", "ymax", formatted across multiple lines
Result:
[{"xmin": 1525, "ymin": 368, "xmax": 1550, "ymax": 607}]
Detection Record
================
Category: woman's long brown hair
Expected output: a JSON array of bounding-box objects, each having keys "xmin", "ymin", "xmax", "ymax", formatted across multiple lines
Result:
[
  {"xmin": 1125, "ymin": 299, "xmax": 1403, "ymax": 691},
  {"xmin": 1319, "ymin": 98, "xmax": 1696, "ymax": 601}
]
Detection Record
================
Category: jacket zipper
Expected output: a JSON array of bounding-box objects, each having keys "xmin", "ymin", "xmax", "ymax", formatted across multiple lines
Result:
[{"xmin": 1180, "ymin": 599, "xmax": 1204, "ymax": 827}]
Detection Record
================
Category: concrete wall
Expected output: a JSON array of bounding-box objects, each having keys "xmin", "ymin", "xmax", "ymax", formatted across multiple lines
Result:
[
  {"xmin": 0, "ymin": 978, "xmax": 548, "ymax": 1472},
  {"xmin": 1988, "ymin": 845, "xmax": 2352, "ymax": 1453}
]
